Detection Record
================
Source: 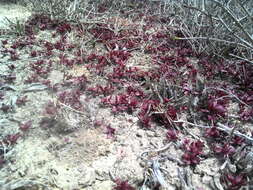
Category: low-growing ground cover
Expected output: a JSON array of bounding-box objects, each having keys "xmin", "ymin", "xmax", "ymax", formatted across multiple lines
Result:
[{"xmin": 0, "ymin": 1, "xmax": 252, "ymax": 190}]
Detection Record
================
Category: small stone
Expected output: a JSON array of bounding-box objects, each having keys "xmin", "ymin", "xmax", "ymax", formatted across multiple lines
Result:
[
  {"xmin": 146, "ymin": 130, "xmax": 155, "ymax": 137},
  {"xmin": 93, "ymin": 180, "xmax": 114, "ymax": 190},
  {"xmin": 202, "ymin": 175, "xmax": 212, "ymax": 184},
  {"xmin": 78, "ymin": 167, "xmax": 96, "ymax": 187},
  {"xmin": 136, "ymin": 129, "xmax": 145, "ymax": 137}
]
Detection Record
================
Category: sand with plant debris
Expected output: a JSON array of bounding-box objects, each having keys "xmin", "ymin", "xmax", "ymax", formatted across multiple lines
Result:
[
  {"xmin": 1, "ymin": 1, "xmax": 252, "ymax": 190},
  {"xmin": 0, "ymin": 3, "xmax": 31, "ymax": 29}
]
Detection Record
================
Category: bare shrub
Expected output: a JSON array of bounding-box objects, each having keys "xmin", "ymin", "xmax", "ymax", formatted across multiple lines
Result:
[
  {"xmin": 20, "ymin": 0, "xmax": 252, "ymax": 63},
  {"xmin": 22, "ymin": 0, "xmax": 90, "ymax": 20},
  {"xmin": 163, "ymin": 0, "xmax": 253, "ymax": 63}
]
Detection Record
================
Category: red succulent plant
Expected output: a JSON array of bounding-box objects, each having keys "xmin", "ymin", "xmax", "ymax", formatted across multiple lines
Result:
[
  {"xmin": 114, "ymin": 179, "xmax": 135, "ymax": 190},
  {"xmin": 181, "ymin": 139, "xmax": 204, "ymax": 165}
]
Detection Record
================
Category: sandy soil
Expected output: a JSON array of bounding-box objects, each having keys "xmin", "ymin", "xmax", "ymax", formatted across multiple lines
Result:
[
  {"xmin": 0, "ymin": 2, "xmax": 252, "ymax": 190},
  {"xmin": 0, "ymin": 2, "xmax": 31, "ymax": 29}
]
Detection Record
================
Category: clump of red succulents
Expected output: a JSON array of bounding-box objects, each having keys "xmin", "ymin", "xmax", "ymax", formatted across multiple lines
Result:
[
  {"xmin": 221, "ymin": 173, "xmax": 247, "ymax": 190},
  {"xmin": 205, "ymin": 126, "xmax": 221, "ymax": 139},
  {"xmin": 56, "ymin": 23, "xmax": 72, "ymax": 34},
  {"xmin": 239, "ymin": 107, "xmax": 253, "ymax": 121},
  {"xmin": 10, "ymin": 53, "xmax": 19, "ymax": 61},
  {"xmin": 213, "ymin": 143, "xmax": 235, "ymax": 157},
  {"xmin": 30, "ymin": 50, "xmax": 37, "ymax": 57},
  {"xmin": 19, "ymin": 121, "xmax": 32, "ymax": 132},
  {"xmin": 181, "ymin": 139, "xmax": 204, "ymax": 165},
  {"xmin": 24, "ymin": 14, "xmax": 59, "ymax": 35},
  {"xmin": 114, "ymin": 179, "xmax": 136, "ymax": 190},
  {"xmin": 43, "ymin": 101, "xmax": 58, "ymax": 117},
  {"xmin": 1, "ymin": 39, "xmax": 8, "ymax": 45},
  {"xmin": 57, "ymin": 89, "xmax": 83, "ymax": 111},
  {"xmin": 137, "ymin": 99, "xmax": 159, "ymax": 128},
  {"xmin": 101, "ymin": 93, "xmax": 139, "ymax": 113},
  {"xmin": 69, "ymin": 75, "xmax": 87, "ymax": 91},
  {"xmin": 11, "ymin": 38, "xmax": 33, "ymax": 49},
  {"xmin": 166, "ymin": 105, "xmax": 178, "ymax": 121},
  {"xmin": 105, "ymin": 125, "xmax": 116, "ymax": 138},
  {"xmin": 24, "ymin": 73, "xmax": 40, "ymax": 84},
  {"xmin": 3, "ymin": 133, "xmax": 21, "ymax": 145},
  {"xmin": 199, "ymin": 94, "xmax": 228, "ymax": 121},
  {"xmin": 16, "ymin": 95, "xmax": 28, "ymax": 106},
  {"xmin": 108, "ymin": 50, "xmax": 131, "ymax": 64},
  {"xmin": 1, "ymin": 104, "xmax": 11, "ymax": 113},
  {"xmin": 59, "ymin": 54, "xmax": 75, "ymax": 67},
  {"xmin": 90, "ymin": 26, "xmax": 116, "ymax": 42},
  {"xmin": 54, "ymin": 40, "xmax": 65, "ymax": 51},
  {"xmin": 29, "ymin": 59, "xmax": 52, "ymax": 77},
  {"xmin": 166, "ymin": 129, "xmax": 178, "ymax": 141},
  {"xmin": 44, "ymin": 41, "xmax": 54, "ymax": 51},
  {"xmin": 87, "ymin": 83, "xmax": 115, "ymax": 96}
]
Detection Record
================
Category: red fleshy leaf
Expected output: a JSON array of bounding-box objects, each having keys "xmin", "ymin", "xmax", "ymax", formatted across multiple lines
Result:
[
  {"xmin": 114, "ymin": 179, "xmax": 135, "ymax": 190},
  {"xmin": 19, "ymin": 121, "xmax": 32, "ymax": 132}
]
